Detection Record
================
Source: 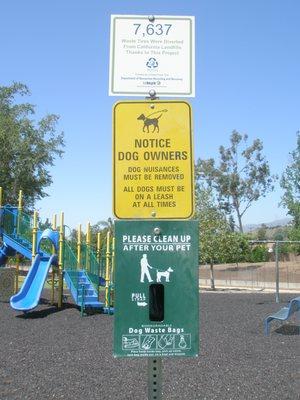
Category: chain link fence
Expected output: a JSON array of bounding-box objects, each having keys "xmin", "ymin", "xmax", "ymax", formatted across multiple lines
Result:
[{"xmin": 200, "ymin": 259, "xmax": 300, "ymax": 291}]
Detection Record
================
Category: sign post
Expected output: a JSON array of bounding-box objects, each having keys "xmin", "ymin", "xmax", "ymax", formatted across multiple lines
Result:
[
  {"xmin": 110, "ymin": 14, "xmax": 197, "ymax": 400},
  {"xmin": 148, "ymin": 358, "xmax": 163, "ymax": 400}
]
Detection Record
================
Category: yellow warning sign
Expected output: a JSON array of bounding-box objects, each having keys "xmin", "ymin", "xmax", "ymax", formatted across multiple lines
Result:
[{"xmin": 113, "ymin": 101, "xmax": 194, "ymax": 219}]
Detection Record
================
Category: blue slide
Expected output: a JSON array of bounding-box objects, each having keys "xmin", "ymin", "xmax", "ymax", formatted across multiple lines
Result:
[{"xmin": 10, "ymin": 253, "xmax": 57, "ymax": 311}]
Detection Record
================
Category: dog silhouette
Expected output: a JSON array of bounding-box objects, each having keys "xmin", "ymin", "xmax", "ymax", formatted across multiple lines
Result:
[
  {"xmin": 156, "ymin": 267, "xmax": 174, "ymax": 282},
  {"xmin": 137, "ymin": 113, "xmax": 163, "ymax": 133}
]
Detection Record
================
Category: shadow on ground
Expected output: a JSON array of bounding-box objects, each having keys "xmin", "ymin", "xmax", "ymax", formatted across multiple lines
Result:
[
  {"xmin": 15, "ymin": 299, "xmax": 77, "ymax": 319},
  {"xmin": 275, "ymin": 324, "xmax": 300, "ymax": 335}
]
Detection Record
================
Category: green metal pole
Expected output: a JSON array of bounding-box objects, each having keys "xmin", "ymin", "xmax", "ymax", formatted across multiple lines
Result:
[
  {"xmin": 15, "ymin": 254, "xmax": 20, "ymax": 293},
  {"xmin": 80, "ymin": 284, "xmax": 85, "ymax": 317},
  {"xmin": 148, "ymin": 358, "xmax": 163, "ymax": 400}
]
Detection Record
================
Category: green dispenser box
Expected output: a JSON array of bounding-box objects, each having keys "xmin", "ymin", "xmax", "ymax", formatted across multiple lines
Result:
[{"xmin": 113, "ymin": 220, "xmax": 199, "ymax": 358}]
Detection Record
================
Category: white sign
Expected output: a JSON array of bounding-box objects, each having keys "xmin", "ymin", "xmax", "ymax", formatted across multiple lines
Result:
[{"xmin": 109, "ymin": 15, "xmax": 195, "ymax": 97}]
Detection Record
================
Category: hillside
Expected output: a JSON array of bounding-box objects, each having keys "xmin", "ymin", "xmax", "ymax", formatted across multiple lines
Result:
[{"xmin": 244, "ymin": 218, "xmax": 292, "ymax": 233}]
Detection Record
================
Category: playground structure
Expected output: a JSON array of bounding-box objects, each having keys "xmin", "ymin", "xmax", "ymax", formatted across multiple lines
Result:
[
  {"xmin": 264, "ymin": 296, "xmax": 300, "ymax": 335},
  {"xmin": 0, "ymin": 188, "xmax": 114, "ymax": 314}
]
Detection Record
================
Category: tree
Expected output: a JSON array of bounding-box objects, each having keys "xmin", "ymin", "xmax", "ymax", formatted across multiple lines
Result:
[
  {"xmin": 196, "ymin": 187, "xmax": 247, "ymax": 289},
  {"xmin": 272, "ymin": 228, "xmax": 288, "ymax": 242},
  {"xmin": 249, "ymin": 244, "xmax": 269, "ymax": 262},
  {"xmin": 90, "ymin": 218, "xmax": 114, "ymax": 249},
  {"xmin": 280, "ymin": 132, "xmax": 300, "ymax": 228},
  {"xmin": 195, "ymin": 131, "xmax": 276, "ymax": 233},
  {"xmin": 223, "ymin": 233, "xmax": 250, "ymax": 266},
  {"xmin": 197, "ymin": 189, "xmax": 225, "ymax": 289},
  {"xmin": 257, "ymin": 224, "xmax": 268, "ymax": 241},
  {"xmin": 92, "ymin": 218, "xmax": 114, "ymax": 236},
  {"xmin": 0, "ymin": 82, "xmax": 64, "ymax": 209},
  {"xmin": 288, "ymin": 227, "xmax": 300, "ymax": 254},
  {"xmin": 38, "ymin": 217, "xmax": 52, "ymax": 231}
]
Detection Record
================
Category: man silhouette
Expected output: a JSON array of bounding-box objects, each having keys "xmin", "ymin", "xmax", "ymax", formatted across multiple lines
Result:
[{"xmin": 140, "ymin": 254, "xmax": 153, "ymax": 283}]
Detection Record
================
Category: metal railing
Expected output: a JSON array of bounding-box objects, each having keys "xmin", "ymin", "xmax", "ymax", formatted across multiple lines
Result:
[
  {"xmin": 2, "ymin": 208, "xmax": 33, "ymax": 245},
  {"xmin": 200, "ymin": 261, "xmax": 300, "ymax": 292}
]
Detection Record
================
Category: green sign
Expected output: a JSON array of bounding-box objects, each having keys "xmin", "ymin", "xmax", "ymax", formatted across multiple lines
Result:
[{"xmin": 114, "ymin": 220, "xmax": 199, "ymax": 358}]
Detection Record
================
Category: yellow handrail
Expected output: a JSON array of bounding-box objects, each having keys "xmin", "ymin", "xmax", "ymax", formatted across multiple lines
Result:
[
  {"xmin": 17, "ymin": 190, "xmax": 23, "ymax": 235},
  {"xmin": 77, "ymin": 224, "xmax": 82, "ymax": 268},
  {"xmin": 32, "ymin": 210, "xmax": 38, "ymax": 261},
  {"xmin": 86, "ymin": 222, "xmax": 91, "ymax": 272},
  {"xmin": 105, "ymin": 231, "xmax": 111, "ymax": 308},
  {"xmin": 96, "ymin": 232, "xmax": 101, "ymax": 265}
]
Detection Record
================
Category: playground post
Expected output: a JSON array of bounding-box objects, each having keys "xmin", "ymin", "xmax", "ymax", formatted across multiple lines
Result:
[
  {"xmin": 32, "ymin": 211, "xmax": 38, "ymax": 261},
  {"xmin": 16, "ymin": 190, "xmax": 22, "ymax": 235},
  {"xmin": 58, "ymin": 212, "xmax": 64, "ymax": 309}
]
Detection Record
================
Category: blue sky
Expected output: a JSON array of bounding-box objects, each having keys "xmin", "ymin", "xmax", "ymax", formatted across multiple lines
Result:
[{"xmin": 0, "ymin": 0, "xmax": 299, "ymax": 229}]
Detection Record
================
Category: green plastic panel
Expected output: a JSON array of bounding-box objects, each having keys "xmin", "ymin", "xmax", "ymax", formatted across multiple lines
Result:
[{"xmin": 114, "ymin": 220, "xmax": 199, "ymax": 358}]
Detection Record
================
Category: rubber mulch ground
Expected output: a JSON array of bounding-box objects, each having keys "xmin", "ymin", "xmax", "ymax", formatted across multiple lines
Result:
[{"xmin": 0, "ymin": 290, "xmax": 299, "ymax": 400}]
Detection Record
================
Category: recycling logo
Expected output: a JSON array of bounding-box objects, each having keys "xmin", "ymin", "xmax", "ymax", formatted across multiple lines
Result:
[{"xmin": 146, "ymin": 58, "xmax": 158, "ymax": 69}]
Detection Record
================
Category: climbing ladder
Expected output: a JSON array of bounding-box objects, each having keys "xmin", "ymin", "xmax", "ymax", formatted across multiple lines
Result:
[
  {"xmin": 63, "ymin": 241, "xmax": 104, "ymax": 313},
  {"xmin": 64, "ymin": 269, "xmax": 104, "ymax": 309}
]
